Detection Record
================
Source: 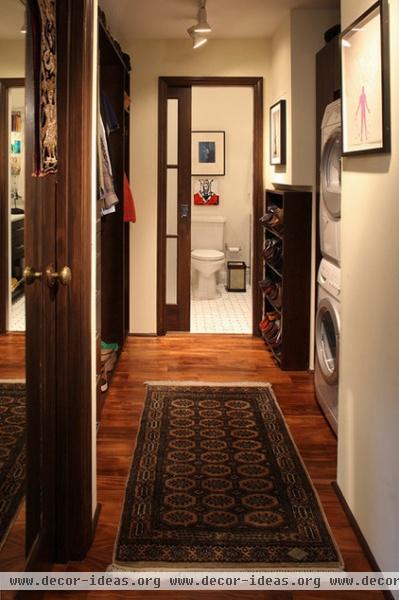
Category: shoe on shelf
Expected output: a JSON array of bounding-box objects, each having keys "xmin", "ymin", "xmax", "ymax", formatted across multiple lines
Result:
[{"xmin": 101, "ymin": 340, "xmax": 119, "ymax": 352}]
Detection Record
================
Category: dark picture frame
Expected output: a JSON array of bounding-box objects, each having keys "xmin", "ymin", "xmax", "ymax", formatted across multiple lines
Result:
[
  {"xmin": 269, "ymin": 100, "xmax": 286, "ymax": 165},
  {"xmin": 340, "ymin": 0, "xmax": 390, "ymax": 156},
  {"xmin": 192, "ymin": 130, "xmax": 225, "ymax": 176}
]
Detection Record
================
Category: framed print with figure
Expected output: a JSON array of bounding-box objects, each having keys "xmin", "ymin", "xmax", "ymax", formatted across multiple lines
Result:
[
  {"xmin": 269, "ymin": 100, "xmax": 286, "ymax": 165},
  {"xmin": 341, "ymin": 0, "xmax": 390, "ymax": 155},
  {"xmin": 192, "ymin": 131, "xmax": 225, "ymax": 176}
]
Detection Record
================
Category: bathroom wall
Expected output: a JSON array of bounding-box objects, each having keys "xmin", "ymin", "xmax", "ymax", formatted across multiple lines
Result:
[
  {"xmin": 126, "ymin": 38, "xmax": 271, "ymax": 333},
  {"xmin": 191, "ymin": 86, "xmax": 253, "ymax": 271},
  {"xmin": 338, "ymin": 0, "xmax": 399, "ymax": 591},
  {"xmin": 0, "ymin": 39, "xmax": 25, "ymax": 77}
]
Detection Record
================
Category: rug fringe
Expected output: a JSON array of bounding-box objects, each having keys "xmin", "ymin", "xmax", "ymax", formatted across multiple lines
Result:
[
  {"xmin": 144, "ymin": 381, "xmax": 272, "ymax": 388},
  {"xmin": 108, "ymin": 561, "xmax": 344, "ymax": 572}
]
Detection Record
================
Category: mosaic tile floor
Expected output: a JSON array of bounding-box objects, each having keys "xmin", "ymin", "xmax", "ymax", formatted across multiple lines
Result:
[
  {"xmin": 10, "ymin": 295, "xmax": 25, "ymax": 332},
  {"xmin": 191, "ymin": 284, "xmax": 252, "ymax": 334}
]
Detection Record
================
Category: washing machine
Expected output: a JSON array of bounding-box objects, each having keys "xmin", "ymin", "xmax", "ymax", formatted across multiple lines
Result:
[
  {"xmin": 315, "ymin": 259, "xmax": 341, "ymax": 435},
  {"xmin": 320, "ymin": 99, "xmax": 342, "ymax": 266}
]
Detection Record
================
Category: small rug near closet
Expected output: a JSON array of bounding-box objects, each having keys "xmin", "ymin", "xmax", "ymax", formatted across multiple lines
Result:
[
  {"xmin": 0, "ymin": 382, "xmax": 25, "ymax": 550},
  {"xmin": 113, "ymin": 382, "xmax": 343, "ymax": 570}
]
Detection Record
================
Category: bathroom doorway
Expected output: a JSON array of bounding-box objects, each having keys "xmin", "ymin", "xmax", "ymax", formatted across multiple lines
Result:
[
  {"xmin": 190, "ymin": 86, "xmax": 253, "ymax": 333},
  {"xmin": 157, "ymin": 77, "xmax": 263, "ymax": 336}
]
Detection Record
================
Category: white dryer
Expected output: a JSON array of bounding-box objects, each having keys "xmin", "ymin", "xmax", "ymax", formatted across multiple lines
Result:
[
  {"xmin": 320, "ymin": 99, "xmax": 342, "ymax": 265},
  {"xmin": 315, "ymin": 259, "xmax": 341, "ymax": 435}
]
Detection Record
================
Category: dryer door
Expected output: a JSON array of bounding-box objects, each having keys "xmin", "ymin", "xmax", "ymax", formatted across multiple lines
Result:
[
  {"xmin": 321, "ymin": 128, "xmax": 341, "ymax": 218},
  {"xmin": 316, "ymin": 297, "xmax": 340, "ymax": 384}
]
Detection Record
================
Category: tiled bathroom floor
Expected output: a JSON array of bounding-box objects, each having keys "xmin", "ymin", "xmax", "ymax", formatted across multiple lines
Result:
[
  {"xmin": 191, "ymin": 284, "xmax": 252, "ymax": 334},
  {"xmin": 10, "ymin": 294, "xmax": 25, "ymax": 332}
]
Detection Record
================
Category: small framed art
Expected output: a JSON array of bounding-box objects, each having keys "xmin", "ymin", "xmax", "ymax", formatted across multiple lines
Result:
[
  {"xmin": 193, "ymin": 178, "xmax": 219, "ymax": 205},
  {"xmin": 341, "ymin": 0, "xmax": 390, "ymax": 155},
  {"xmin": 269, "ymin": 100, "xmax": 286, "ymax": 166},
  {"xmin": 192, "ymin": 131, "xmax": 225, "ymax": 176}
]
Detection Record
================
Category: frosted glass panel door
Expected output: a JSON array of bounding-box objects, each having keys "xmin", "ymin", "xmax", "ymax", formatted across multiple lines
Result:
[
  {"xmin": 165, "ymin": 98, "xmax": 179, "ymax": 305},
  {"xmin": 160, "ymin": 85, "xmax": 191, "ymax": 332}
]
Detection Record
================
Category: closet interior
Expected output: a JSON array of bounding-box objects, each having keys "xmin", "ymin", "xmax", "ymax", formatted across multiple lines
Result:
[{"xmin": 97, "ymin": 10, "xmax": 131, "ymax": 419}]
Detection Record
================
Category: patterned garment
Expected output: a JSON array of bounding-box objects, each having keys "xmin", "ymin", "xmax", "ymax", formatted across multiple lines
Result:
[
  {"xmin": 0, "ymin": 383, "xmax": 25, "ymax": 550},
  {"xmin": 114, "ymin": 384, "xmax": 343, "ymax": 569}
]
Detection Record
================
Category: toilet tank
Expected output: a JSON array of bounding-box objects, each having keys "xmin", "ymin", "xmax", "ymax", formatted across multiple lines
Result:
[{"xmin": 191, "ymin": 216, "xmax": 226, "ymax": 251}]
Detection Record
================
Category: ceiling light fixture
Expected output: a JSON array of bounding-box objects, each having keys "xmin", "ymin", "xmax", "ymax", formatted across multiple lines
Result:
[
  {"xmin": 187, "ymin": 25, "xmax": 208, "ymax": 49},
  {"xmin": 193, "ymin": 0, "xmax": 212, "ymax": 34},
  {"xmin": 19, "ymin": 0, "xmax": 27, "ymax": 34}
]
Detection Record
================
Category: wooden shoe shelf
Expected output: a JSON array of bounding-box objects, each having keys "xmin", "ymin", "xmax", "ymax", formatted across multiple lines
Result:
[{"xmin": 261, "ymin": 188, "xmax": 312, "ymax": 370}]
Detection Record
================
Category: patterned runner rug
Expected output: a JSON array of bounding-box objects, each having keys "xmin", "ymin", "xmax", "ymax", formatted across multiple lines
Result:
[
  {"xmin": 0, "ymin": 382, "xmax": 25, "ymax": 550},
  {"xmin": 113, "ymin": 382, "xmax": 343, "ymax": 570}
]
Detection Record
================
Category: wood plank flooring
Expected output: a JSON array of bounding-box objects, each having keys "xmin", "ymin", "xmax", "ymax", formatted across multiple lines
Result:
[{"xmin": 0, "ymin": 334, "xmax": 384, "ymax": 599}]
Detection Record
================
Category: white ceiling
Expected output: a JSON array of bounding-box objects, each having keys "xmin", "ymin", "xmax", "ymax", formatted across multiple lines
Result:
[
  {"xmin": 0, "ymin": 0, "xmax": 25, "ymax": 40},
  {"xmin": 100, "ymin": 0, "xmax": 339, "ymax": 46},
  {"xmin": 0, "ymin": 0, "xmax": 340, "ymax": 43}
]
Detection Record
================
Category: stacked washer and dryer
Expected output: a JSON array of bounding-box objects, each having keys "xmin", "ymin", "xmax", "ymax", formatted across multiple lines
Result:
[{"xmin": 315, "ymin": 99, "xmax": 342, "ymax": 435}]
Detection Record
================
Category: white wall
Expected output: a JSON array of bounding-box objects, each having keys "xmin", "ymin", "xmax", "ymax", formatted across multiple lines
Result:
[
  {"xmin": 338, "ymin": 0, "xmax": 399, "ymax": 589},
  {"xmin": 191, "ymin": 86, "xmax": 253, "ymax": 269},
  {"xmin": 268, "ymin": 17, "xmax": 292, "ymax": 185},
  {"xmin": 127, "ymin": 39, "xmax": 271, "ymax": 333},
  {"xmin": 0, "ymin": 39, "xmax": 25, "ymax": 77},
  {"xmin": 267, "ymin": 10, "xmax": 339, "ymax": 187}
]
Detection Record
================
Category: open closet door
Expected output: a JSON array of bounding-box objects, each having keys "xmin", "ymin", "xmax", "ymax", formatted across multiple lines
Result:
[
  {"xmin": 25, "ymin": 0, "xmax": 95, "ymax": 567},
  {"xmin": 158, "ymin": 83, "xmax": 192, "ymax": 333}
]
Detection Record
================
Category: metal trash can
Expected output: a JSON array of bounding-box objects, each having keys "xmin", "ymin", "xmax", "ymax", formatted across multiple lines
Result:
[{"xmin": 226, "ymin": 261, "xmax": 246, "ymax": 292}]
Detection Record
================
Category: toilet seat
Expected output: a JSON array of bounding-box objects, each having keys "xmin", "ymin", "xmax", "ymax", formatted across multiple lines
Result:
[{"xmin": 191, "ymin": 249, "xmax": 224, "ymax": 262}]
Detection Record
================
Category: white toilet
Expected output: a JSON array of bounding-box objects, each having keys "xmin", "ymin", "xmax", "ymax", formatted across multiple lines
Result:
[{"xmin": 191, "ymin": 216, "xmax": 226, "ymax": 300}]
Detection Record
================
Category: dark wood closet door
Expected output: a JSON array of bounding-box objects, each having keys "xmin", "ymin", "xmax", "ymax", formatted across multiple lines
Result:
[
  {"xmin": 25, "ymin": 0, "xmax": 94, "ymax": 567},
  {"xmin": 158, "ymin": 84, "xmax": 192, "ymax": 333}
]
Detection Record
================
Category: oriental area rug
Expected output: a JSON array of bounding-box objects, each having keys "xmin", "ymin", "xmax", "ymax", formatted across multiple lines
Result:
[
  {"xmin": 0, "ymin": 382, "xmax": 25, "ymax": 550},
  {"xmin": 113, "ymin": 382, "xmax": 343, "ymax": 570}
]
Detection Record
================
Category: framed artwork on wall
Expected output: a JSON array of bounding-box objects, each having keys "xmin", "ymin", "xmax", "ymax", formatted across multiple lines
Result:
[
  {"xmin": 192, "ymin": 131, "xmax": 225, "ymax": 176},
  {"xmin": 269, "ymin": 100, "xmax": 286, "ymax": 165},
  {"xmin": 193, "ymin": 178, "xmax": 219, "ymax": 205},
  {"xmin": 341, "ymin": 0, "xmax": 390, "ymax": 156}
]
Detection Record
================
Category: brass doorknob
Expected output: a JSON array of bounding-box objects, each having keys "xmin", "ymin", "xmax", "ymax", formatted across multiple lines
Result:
[
  {"xmin": 23, "ymin": 266, "xmax": 42, "ymax": 285},
  {"xmin": 46, "ymin": 265, "xmax": 72, "ymax": 287}
]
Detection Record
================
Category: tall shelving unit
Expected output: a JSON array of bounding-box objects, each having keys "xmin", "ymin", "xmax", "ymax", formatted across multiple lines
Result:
[
  {"xmin": 260, "ymin": 188, "xmax": 312, "ymax": 371},
  {"xmin": 96, "ymin": 12, "xmax": 131, "ymax": 419}
]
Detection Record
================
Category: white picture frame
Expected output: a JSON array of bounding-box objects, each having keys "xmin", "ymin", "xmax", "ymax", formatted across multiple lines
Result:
[
  {"xmin": 191, "ymin": 131, "xmax": 225, "ymax": 176},
  {"xmin": 341, "ymin": 0, "xmax": 390, "ymax": 155}
]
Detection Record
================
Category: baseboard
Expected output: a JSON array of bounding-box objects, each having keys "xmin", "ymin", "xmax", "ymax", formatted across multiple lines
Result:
[
  {"xmin": 332, "ymin": 481, "xmax": 395, "ymax": 600},
  {"xmin": 128, "ymin": 333, "xmax": 157, "ymax": 337},
  {"xmin": 92, "ymin": 502, "xmax": 102, "ymax": 538}
]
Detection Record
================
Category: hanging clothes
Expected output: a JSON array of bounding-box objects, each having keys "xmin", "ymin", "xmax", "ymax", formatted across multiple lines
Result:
[
  {"xmin": 100, "ymin": 91, "xmax": 119, "ymax": 136},
  {"xmin": 123, "ymin": 173, "xmax": 136, "ymax": 223},
  {"xmin": 98, "ymin": 114, "xmax": 119, "ymax": 214}
]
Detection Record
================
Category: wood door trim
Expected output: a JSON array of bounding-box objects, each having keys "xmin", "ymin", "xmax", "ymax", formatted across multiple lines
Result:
[
  {"xmin": 157, "ymin": 76, "xmax": 264, "ymax": 336},
  {"xmin": 55, "ymin": 0, "xmax": 95, "ymax": 560},
  {"xmin": 0, "ymin": 78, "xmax": 25, "ymax": 334}
]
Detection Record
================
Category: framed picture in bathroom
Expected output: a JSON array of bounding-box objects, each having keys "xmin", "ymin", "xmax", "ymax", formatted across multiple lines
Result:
[
  {"xmin": 193, "ymin": 178, "xmax": 219, "ymax": 205},
  {"xmin": 192, "ymin": 131, "xmax": 225, "ymax": 176},
  {"xmin": 340, "ymin": 0, "xmax": 390, "ymax": 155},
  {"xmin": 269, "ymin": 100, "xmax": 286, "ymax": 165}
]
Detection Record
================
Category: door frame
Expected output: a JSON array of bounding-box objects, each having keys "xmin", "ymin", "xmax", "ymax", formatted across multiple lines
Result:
[
  {"xmin": 0, "ymin": 77, "xmax": 25, "ymax": 334},
  {"xmin": 157, "ymin": 76, "xmax": 264, "ymax": 336}
]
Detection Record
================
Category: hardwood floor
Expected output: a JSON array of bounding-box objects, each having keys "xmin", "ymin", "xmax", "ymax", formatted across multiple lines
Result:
[
  {"xmin": 55, "ymin": 334, "xmax": 381, "ymax": 598},
  {"xmin": 0, "ymin": 333, "xmax": 384, "ymax": 598}
]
